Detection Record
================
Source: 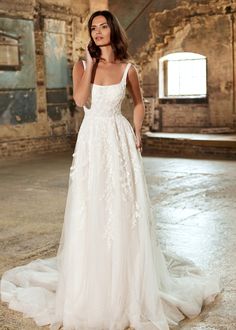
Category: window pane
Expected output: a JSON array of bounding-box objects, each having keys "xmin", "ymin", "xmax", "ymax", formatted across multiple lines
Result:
[
  {"xmin": 160, "ymin": 52, "xmax": 207, "ymax": 98},
  {"xmin": 167, "ymin": 60, "xmax": 180, "ymax": 95}
]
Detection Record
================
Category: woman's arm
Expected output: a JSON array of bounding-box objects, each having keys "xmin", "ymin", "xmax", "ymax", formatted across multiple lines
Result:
[
  {"xmin": 127, "ymin": 65, "xmax": 145, "ymax": 152},
  {"xmin": 72, "ymin": 60, "xmax": 94, "ymax": 107}
]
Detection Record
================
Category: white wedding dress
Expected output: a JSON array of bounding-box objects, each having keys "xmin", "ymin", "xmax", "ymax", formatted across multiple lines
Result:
[{"xmin": 1, "ymin": 61, "xmax": 221, "ymax": 330}]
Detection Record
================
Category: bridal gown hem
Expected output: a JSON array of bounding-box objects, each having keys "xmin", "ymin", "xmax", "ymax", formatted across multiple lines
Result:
[{"xmin": 0, "ymin": 60, "xmax": 222, "ymax": 330}]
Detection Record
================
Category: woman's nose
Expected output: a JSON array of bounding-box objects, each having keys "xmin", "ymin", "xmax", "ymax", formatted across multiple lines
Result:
[{"xmin": 96, "ymin": 26, "xmax": 102, "ymax": 33}]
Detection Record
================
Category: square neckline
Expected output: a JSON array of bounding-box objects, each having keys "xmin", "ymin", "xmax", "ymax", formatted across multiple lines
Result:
[
  {"xmin": 91, "ymin": 81, "xmax": 122, "ymax": 87},
  {"xmin": 82, "ymin": 61, "xmax": 130, "ymax": 87}
]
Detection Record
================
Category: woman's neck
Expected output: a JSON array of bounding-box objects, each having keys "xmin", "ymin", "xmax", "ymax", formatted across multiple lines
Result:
[{"xmin": 99, "ymin": 45, "xmax": 116, "ymax": 63}]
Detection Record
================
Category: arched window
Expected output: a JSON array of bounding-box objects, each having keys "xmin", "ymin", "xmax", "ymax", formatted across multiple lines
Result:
[
  {"xmin": 0, "ymin": 33, "xmax": 20, "ymax": 70},
  {"xmin": 159, "ymin": 52, "xmax": 207, "ymax": 99}
]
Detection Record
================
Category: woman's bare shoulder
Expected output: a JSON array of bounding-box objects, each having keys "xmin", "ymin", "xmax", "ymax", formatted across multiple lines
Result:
[
  {"xmin": 127, "ymin": 62, "xmax": 138, "ymax": 77},
  {"xmin": 126, "ymin": 61, "xmax": 141, "ymax": 93},
  {"xmin": 73, "ymin": 59, "xmax": 85, "ymax": 71},
  {"xmin": 75, "ymin": 59, "xmax": 84, "ymax": 66}
]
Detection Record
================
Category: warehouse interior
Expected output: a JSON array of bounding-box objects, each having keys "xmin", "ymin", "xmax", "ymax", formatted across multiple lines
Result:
[{"xmin": 0, "ymin": 0, "xmax": 236, "ymax": 329}]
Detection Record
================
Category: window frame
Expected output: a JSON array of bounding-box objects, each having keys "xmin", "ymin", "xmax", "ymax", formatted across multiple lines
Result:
[
  {"xmin": 159, "ymin": 52, "xmax": 208, "ymax": 104},
  {"xmin": 0, "ymin": 33, "xmax": 21, "ymax": 71}
]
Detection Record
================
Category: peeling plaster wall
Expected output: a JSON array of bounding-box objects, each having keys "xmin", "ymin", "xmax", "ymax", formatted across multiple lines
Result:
[
  {"xmin": 233, "ymin": 11, "xmax": 236, "ymax": 126},
  {"xmin": 44, "ymin": 19, "xmax": 69, "ymax": 89},
  {"xmin": 89, "ymin": 0, "xmax": 108, "ymax": 11},
  {"xmin": 1, "ymin": 0, "xmax": 235, "ymax": 157},
  {"xmin": 110, "ymin": 0, "xmax": 178, "ymax": 55},
  {"xmin": 41, "ymin": 0, "xmax": 89, "ymax": 14},
  {"xmin": 111, "ymin": 0, "xmax": 236, "ymax": 133},
  {"xmin": 0, "ymin": 18, "xmax": 37, "ymax": 126},
  {"xmin": 155, "ymin": 14, "xmax": 234, "ymax": 132},
  {"xmin": 134, "ymin": 1, "xmax": 236, "ymax": 132},
  {"xmin": 0, "ymin": 0, "xmax": 90, "ymax": 157},
  {"xmin": 0, "ymin": 18, "xmax": 36, "ymax": 89},
  {"xmin": 44, "ymin": 19, "xmax": 70, "ymax": 122}
]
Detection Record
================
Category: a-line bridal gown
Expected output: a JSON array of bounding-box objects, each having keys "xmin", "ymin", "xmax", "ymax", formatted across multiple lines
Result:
[{"xmin": 1, "ymin": 60, "xmax": 221, "ymax": 330}]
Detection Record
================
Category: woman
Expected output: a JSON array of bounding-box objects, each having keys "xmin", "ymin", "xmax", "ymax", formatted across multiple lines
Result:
[{"xmin": 1, "ymin": 10, "xmax": 221, "ymax": 330}]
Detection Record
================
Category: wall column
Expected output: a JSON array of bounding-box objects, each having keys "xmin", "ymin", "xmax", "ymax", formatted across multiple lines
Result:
[{"xmin": 34, "ymin": 3, "xmax": 49, "ymax": 133}]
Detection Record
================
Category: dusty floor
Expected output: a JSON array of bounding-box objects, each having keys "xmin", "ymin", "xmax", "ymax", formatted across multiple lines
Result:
[{"xmin": 0, "ymin": 152, "xmax": 235, "ymax": 330}]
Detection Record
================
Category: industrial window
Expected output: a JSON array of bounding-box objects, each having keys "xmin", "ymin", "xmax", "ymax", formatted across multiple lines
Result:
[
  {"xmin": 0, "ymin": 33, "xmax": 20, "ymax": 70},
  {"xmin": 159, "ymin": 52, "xmax": 207, "ymax": 99}
]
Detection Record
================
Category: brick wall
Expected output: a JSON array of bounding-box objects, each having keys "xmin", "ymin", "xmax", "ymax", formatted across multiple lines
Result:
[
  {"xmin": 138, "ymin": 1, "xmax": 236, "ymax": 133},
  {"xmin": 0, "ymin": 0, "xmax": 89, "ymax": 158},
  {"xmin": 0, "ymin": 135, "xmax": 75, "ymax": 159},
  {"xmin": 142, "ymin": 135, "xmax": 236, "ymax": 160}
]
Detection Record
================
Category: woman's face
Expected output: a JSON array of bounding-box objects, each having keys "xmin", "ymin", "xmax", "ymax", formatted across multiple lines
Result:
[{"xmin": 90, "ymin": 15, "xmax": 111, "ymax": 46}]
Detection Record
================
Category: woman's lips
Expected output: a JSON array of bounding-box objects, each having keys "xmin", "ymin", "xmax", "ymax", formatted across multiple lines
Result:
[{"xmin": 95, "ymin": 36, "xmax": 103, "ymax": 40}]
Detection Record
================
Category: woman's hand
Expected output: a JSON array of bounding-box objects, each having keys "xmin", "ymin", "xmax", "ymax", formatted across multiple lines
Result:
[
  {"xmin": 135, "ymin": 130, "xmax": 143, "ymax": 153},
  {"xmin": 85, "ymin": 42, "xmax": 96, "ymax": 66}
]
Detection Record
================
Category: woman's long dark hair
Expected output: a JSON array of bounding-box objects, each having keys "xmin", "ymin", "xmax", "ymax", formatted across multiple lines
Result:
[{"xmin": 87, "ymin": 10, "xmax": 129, "ymax": 61}]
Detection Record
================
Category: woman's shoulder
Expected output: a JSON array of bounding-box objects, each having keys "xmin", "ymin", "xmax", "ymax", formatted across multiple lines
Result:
[
  {"xmin": 73, "ymin": 58, "xmax": 86, "ymax": 68},
  {"xmin": 73, "ymin": 58, "xmax": 84, "ymax": 67},
  {"xmin": 126, "ymin": 61, "xmax": 139, "ymax": 74},
  {"xmin": 120, "ymin": 60, "xmax": 137, "ymax": 72},
  {"xmin": 124, "ymin": 59, "xmax": 138, "ymax": 69},
  {"xmin": 126, "ymin": 61, "xmax": 140, "ymax": 85},
  {"xmin": 72, "ymin": 59, "xmax": 85, "ymax": 77}
]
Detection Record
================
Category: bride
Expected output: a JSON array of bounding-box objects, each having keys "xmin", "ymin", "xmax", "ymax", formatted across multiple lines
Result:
[{"xmin": 0, "ymin": 10, "xmax": 221, "ymax": 330}]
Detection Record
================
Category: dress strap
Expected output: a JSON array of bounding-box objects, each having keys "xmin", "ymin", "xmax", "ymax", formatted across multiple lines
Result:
[
  {"xmin": 121, "ymin": 63, "xmax": 132, "ymax": 85},
  {"xmin": 81, "ymin": 59, "xmax": 86, "ymax": 69}
]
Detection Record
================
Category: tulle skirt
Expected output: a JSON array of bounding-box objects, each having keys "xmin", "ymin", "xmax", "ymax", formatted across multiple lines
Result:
[{"xmin": 1, "ymin": 113, "xmax": 221, "ymax": 330}]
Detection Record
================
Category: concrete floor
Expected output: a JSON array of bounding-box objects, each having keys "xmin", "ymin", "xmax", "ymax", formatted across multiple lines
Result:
[{"xmin": 0, "ymin": 152, "xmax": 236, "ymax": 330}]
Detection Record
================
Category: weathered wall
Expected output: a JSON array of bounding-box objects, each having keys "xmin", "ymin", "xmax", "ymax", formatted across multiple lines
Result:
[
  {"xmin": 234, "ymin": 7, "xmax": 236, "ymax": 127},
  {"xmin": 110, "ymin": 0, "xmax": 177, "ymax": 55},
  {"xmin": 156, "ymin": 13, "xmax": 234, "ymax": 132},
  {"xmin": 1, "ymin": 0, "xmax": 235, "ymax": 158},
  {"xmin": 0, "ymin": 0, "xmax": 90, "ymax": 157},
  {"xmin": 132, "ymin": 0, "xmax": 236, "ymax": 132},
  {"xmin": 0, "ymin": 17, "xmax": 37, "ymax": 126}
]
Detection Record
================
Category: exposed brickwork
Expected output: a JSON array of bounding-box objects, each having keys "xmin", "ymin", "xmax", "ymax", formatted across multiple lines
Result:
[
  {"xmin": 0, "ymin": 135, "xmax": 75, "ymax": 159},
  {"xmin": 0, "ymin": 0, "xmax": 89, "ymax": 158},
  {"xmin": 134, "ymin": 0, "xmax": 236, "ymax": 133},
  {"xmin": 142, "ymin": 135, "xmax": 236, "ymax": 160}
]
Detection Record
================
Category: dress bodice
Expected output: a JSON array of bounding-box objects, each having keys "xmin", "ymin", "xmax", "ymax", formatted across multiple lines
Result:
[{"xmin": 81, "ymin": 60, "xmax": 131, "ymax": 117}]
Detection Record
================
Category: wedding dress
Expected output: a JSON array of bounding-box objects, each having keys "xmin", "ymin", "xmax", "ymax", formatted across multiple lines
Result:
[{"xmin": 0, "ymin": 60, "xmax": 221, "ymax": 330}]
